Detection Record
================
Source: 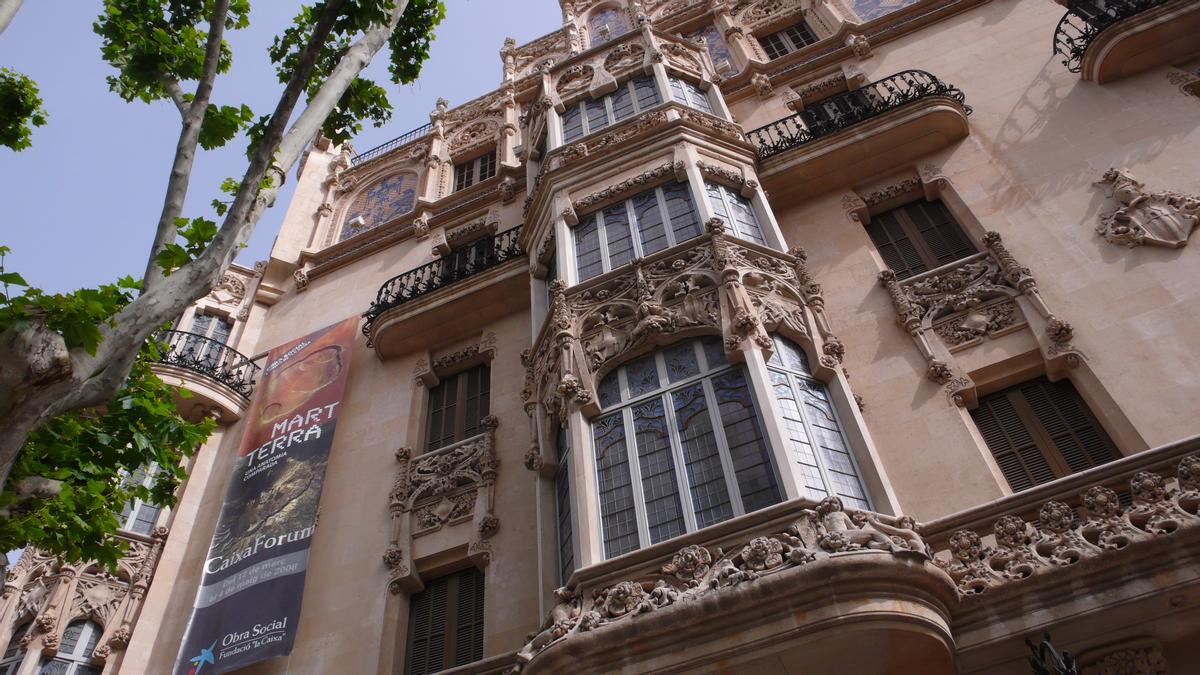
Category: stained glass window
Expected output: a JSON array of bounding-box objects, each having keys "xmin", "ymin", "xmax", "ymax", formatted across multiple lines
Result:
[
  {"xmin": 561, "ymin": 75, "xmax": 661, "ymax": 144},
  {"xmin": 37, "ymin": 621, "xmax": 101, "ymax": 675},
  {"xmin": 706, "ymin": 181, "xmax": 766, "ymax": 245},
  {"xmin": 593, "ymin": 338, "xmax": 781, "ymax": 557}
]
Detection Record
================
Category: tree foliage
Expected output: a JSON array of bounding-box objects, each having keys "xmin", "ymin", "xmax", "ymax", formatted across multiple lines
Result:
[
  {"xmin": 0, "ymin": 67, "xmax": 47, "ymax": 150},
  {"xmin": 0, "ymin": 0, "xmax": 445, "ymax": 567},
  {"xmin": 0, "ymin": 247, "xmax": 213, "ymax": 566}
]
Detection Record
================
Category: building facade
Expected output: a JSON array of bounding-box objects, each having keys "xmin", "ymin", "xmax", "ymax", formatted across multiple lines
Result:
[{"xmin": 5, "ymin": 0, "xmax": 1200, "ymax": 672}]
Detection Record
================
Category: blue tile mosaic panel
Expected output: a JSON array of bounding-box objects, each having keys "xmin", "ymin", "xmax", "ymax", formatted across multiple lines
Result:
[
  {"xmin": 852, "ymin": 0, "xmax": 919, "ymax": 22},
  {"xmin": 589, "ymin": 7, "xmax": 631, "ymax": 47},
  {"xmin": 339, "ymin": 172, "xmax": 418, "ymax": 242},
  {"xmin": 685, "ymin": 25, "xmax": 739, "ymax": 77}
]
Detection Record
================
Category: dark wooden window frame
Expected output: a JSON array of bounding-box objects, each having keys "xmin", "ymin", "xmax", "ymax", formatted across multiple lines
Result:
[
  {"xmin": 426, "ymin": 363, "xmax": 491, "ymax": 453},
  {"xmin": 971, "ymin": 377, "xmax": 1121, "ymax": 492},
  {"xmin": 759, "ymin": 20, "xmax": 819, "ymax": 60},
  {"xmin": 405, "ymin": 566, "xmax": 485, "ymax": 675}
]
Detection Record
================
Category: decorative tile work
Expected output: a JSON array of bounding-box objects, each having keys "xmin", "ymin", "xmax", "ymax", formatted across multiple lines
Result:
[
  {"xmin": 685, "ymin": 25, "xmax": 738, "ymax": 77},
  {"xmin": 589, "ymin": 7, "xmax": 631, "ymax": 47},
  {"xmin": 852, "ymin": 0, "xmax": 919, "ymax": 22},
  {"xmin": 339, "ymin": 172, "xmax": 418, "ymax": 242}
]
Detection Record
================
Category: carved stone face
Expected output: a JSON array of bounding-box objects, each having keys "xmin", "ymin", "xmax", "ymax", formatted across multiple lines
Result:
[{"xmin": 816, "ymin": 495, "xmax": 844, "ymax": 515}]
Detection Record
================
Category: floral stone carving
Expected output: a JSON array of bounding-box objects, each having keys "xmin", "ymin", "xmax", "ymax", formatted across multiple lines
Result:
[
  {"xmin": 512, "ymin": 496, "xmax": 929, "ymax": 669},
  {"xmin": 1095, "ymin": 168, "xmax": 1200, "ymax": 248}
]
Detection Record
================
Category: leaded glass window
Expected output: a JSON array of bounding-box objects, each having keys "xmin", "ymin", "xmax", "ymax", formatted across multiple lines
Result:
[
  {"xmin": 766, "ymin": 335, "xmax": 870, "ymax": 508},
  {"xmin": 593, "ymin": 337, "xmax": 782, "ymax": 557},
  {"xmin": 561, "ymin": 75, "xmax": 661, "ymax": 143},
  {"xmin": 667, "ymin": 76, "xmax": 715, "ymax": 115},
  {"xmin": 0, "ymin": 622, "xmax": 31, "ymax": 675},
  {"xmin": 37, "ymin": 621, "xmax": 101, "ymax": 675},
  {"xmin": 706, "ymin": 182, "xmax": 766, "ymax": 246},
  {"xmin": 572, "ymin": 182, "xmax": 700, "ymax": 281}
]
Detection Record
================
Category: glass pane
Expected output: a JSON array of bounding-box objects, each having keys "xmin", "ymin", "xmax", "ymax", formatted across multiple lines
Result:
[
  {"xmin": 663, "ymin": 341, "xmax": 700, "ymax": 383},
  {"xmin": 593, "ymin": 413, "xmax": 639, "ymax": 557},
  {"xmin": 701, "ymin": 336, "xmax": 727, "ymax": 370},
  {"xmin": 58, "ymin": 623, "xmax": 83, "ymax": 655},
  {"xmin": 37, "ymin": 660, "xmax": 70, "ymax": 675},
  {"xmin": 769, "ymin": 334, "xmax": 810, "ymax": 374},
  {"xmin": 771, "ymin": 370, "xmax": 827, "ymax": 498},
  {"xmin": 555, "ymin": 434, "xmax": 574, "ymax": 584},
  {"xmin": 712, "ymin": 369, "xmax": 781, "ymax": 513},
  {"xmin": 624, "ymin": 354, "xmax": 661, "ymax": 398},
  {"xmin": 601, "ymin": 204, "xmax": 635, "ymax": 270},
  {"xmin": 706, "ymin": 181, "xmax": 729, "ymax": 219},
  {"xmin": 632, "ymin": 399, "xmax": 686, "ymax": 544},
  {"xmin": 668, "ymin": 76, "xmax": 688, "ymax": 105},
  {"xmin": 131, "ymin": 503, "xmax": 161, "ymax": 534},
  {"xmin": 672, "ymin": 383, "xmax": 735, "ymax": 528},
  {"xmin": 802, "ymin": 383, "xmax": 868, "ymax": 508},
  {"xmin": 574, "ymin": 215, "xmax": 604, "ymax": 281},
  {"xmin": 726, "ymin": 188, "xmax": 765, "ymax": 245},
  {"xmin": 610, "ymin": 81, "xmax": 635, "ymax": 122},
  {"xmin": 597, "ymin": 370, "xmax": 621, "ymax": 408},
  {"xmin": 562, "ymin": 105, "xmax": 584, "ymax": 143},
  {"xmin": 586, "ymin": 98, "xmax": 610, "ymax": 135},
  {"xmin": 661, "ymin": 182, "xmax": 700, "ymax": 244},
  {"xmin": 633, "ymin": 75, "xmax": 660, "ymax": 111},
  {"xmin": 683, "ymin": 80, "xmax": 714, "ymax": 114},
  {"xmin": 632, "ymin": 190, "xmax": 668, "ymax": 255}
]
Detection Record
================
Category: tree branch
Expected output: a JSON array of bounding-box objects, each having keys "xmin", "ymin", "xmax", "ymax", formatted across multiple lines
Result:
[
  {"xmin": 139, "ymin": 0, "xmax": 230, "ymax": 290},
  {"xmin": 155, "ymin": 72, "xmax": 189, "ymax": 118},
  {"xmin": 0, "ymin": 0, "xmax": 23, "ymax": 36}
]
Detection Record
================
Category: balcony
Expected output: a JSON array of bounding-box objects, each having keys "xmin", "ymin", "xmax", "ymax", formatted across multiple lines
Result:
[
  {"xmin": 149, "ymin": 330, "xmax": 261, "ymax": 421},
  {"xmin": 1053, "ymin": 0, "xmax": 1200, "ymax": 82},
  {"xmin": 350, "ymin": 122, "xmax": 433, "ymax": 167},
  {"xmin": 747, "ymin": 70, "xmax": 970, "ymax": 204},
  {"xmin": 363, "ymin": 227, "xmax": 527, "ymax": 359},
  {"xmin": 515, "ymin": 496, "xmax": 957, "ymax": 674}
]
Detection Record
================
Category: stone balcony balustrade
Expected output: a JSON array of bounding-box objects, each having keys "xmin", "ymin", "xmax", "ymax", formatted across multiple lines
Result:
[
  {"xmin": 363, "ymin": 226, "xmax": 526, "ymax": 359},
  {"xmin": 1052, "ymin": 0, "xmax": 1200, "ymax": 83},
  {"xmin": 514, "ymin": 495, "xmax": 957, "ymax": 674},
  {"xmin": 746, "ymin": 70, "xmax": 971, "ymax": 204},
  {"xmin": 148, "ymin": 329, "xmax": 262, "ymax": 422}
]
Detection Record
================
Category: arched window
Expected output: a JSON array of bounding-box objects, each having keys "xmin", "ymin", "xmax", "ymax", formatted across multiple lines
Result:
[
  {"xmin": 587, "ymin": 7, "xmax": 631, "ymax": 48},
  {"xmin": 339, "ymin": 172, "xmax": 418, "ymax": 242},
  {"xmin": 766, "ymin": 335, "xmax": 870, "ymax": 508},
  {"xmin": 1, "ymin": 621, "xmax": 32, "ymax": 675},
  {"xmin": 38, "ymin": 620, "xmax": 102, "ymax": 675},
  {"xmin": 592, "ymin": 336, "xmax": 782, "ymax": 558}
]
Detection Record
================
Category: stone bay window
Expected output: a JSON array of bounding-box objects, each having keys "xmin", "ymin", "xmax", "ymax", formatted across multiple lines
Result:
[{"xmin": 527, "ymin": 216, "xmax": 888, "ymax": 570}]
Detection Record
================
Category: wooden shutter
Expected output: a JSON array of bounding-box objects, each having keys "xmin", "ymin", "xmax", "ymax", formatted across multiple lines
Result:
[
  {"xmin": 426, "ymin": 364, "xmax": 491, "ymax": 452},
  {"xmin": 406, "ymin": 568, "xmax": 484, "ymax": 675},
  {"xmin": 972, "ymin": 377, "xmax": 1120, "ymax": 492},
  {"xmin": 865, "ymin": 200, "xmax": 975, "ymax": 279}
]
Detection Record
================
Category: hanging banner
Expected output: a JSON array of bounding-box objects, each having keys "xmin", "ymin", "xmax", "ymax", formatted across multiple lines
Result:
[{"xmin": 174, "ymin": 316, "xmax": 358, "ymax": 675}]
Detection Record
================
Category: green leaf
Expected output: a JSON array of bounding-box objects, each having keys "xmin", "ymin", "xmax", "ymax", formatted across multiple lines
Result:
[{"xmin": 0, "ymin": 68, "xmax": 49, "ymax": 151}]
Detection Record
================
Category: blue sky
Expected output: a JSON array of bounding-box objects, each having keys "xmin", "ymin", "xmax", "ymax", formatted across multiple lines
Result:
[{"xmin": 0, "ymin": 1, "xmax": 562, "ymax": 293}]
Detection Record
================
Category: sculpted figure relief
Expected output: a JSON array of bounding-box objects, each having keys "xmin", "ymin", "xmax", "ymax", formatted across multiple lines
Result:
[{"xmin": 1096, "ymin": 168, "xmax": 1200, "ymax": 248}]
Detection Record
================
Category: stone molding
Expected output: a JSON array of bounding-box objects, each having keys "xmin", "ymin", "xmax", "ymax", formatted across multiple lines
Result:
[
  {"xmin": 878, "ymin": 232, "xmax": 1081, "ymax": 407},
  {"xmin": 929, "ymin": 451, "xmax": 1200, "ymax": 601},
  {"xmin": 1095, "ymin": 167, "xmax": 1199, "ymax": 249},
  {"xmin": 512, "ymin": 495, "xmax": 940, "ymax": 671},
  {"xmin": 385, "ymin": 417, "xmax": 500, "ymax": 594},
  {"xmin": 0, "ymin": 530, "xmax": 167, "ymax": 664}
]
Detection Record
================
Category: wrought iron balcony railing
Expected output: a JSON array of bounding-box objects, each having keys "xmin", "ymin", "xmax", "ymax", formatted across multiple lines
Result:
[
  {"xmin": 1053, "ymin": 0, "xmax": 1169, "ymax": 73},
  {"xmin": 351, "ymin": 122, "xmax": 434, "ymax": 166},
  {"xmin": 746, "ymin": 70, "xmax": 970, "ymax": 161},
  {"xmin": 152, "ymin": 330, "xmax": 261, "ymax": 399},
  {"xmin": 362, "ymin": 226, "xmax": 525, "ymax": 335}
]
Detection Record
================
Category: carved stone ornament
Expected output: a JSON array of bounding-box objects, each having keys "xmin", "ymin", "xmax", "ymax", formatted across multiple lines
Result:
[
  {"xmin": 934, "ymin": 453, "xmax": 1200, "ymax": 598},
  {"xmin": 879, "ymin": 231, "xmax": 1082, "ymax": 399},
  {"xmin": 385, "ymin": 418, "xmax": 500, "ymax": 593},
  {"xmin": 293, "ymin": 268, "xmax": 310, "ymax": 292},
  {"xmin": 1077, "ymin": 638, "xmax": 1169, "ymax": 675},
  {"xmin": 207, "ymin": 272, "xmax": 247, "ymax": 304},
  {"xmin": 752, "ymin": 73, "xmax": 774, "ymax": 98},
  {"xmin": 0, "ymin": 536, "xmax": 166, "ymax": 663},
  {"xmin": 572, "ymin": 161, "xmax": 685, "ymax": 213},
  {"xmin": 513, "ymin": 495, "xmax": 928, "ymax": 668},
  {"xmin": 524, "ymin": 219, "xmax": 843, "ymax": 428},
  {"xmin": 1095, "ymin": 168, "xmax": 1199, "ymax": 248},
  {"xmin": 557, "ymin": 109, "xmax": 669, "ymax": 169},
  {"xmin": 846, "ymin": 34, "xmax": 872, "ymax": 59}
]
